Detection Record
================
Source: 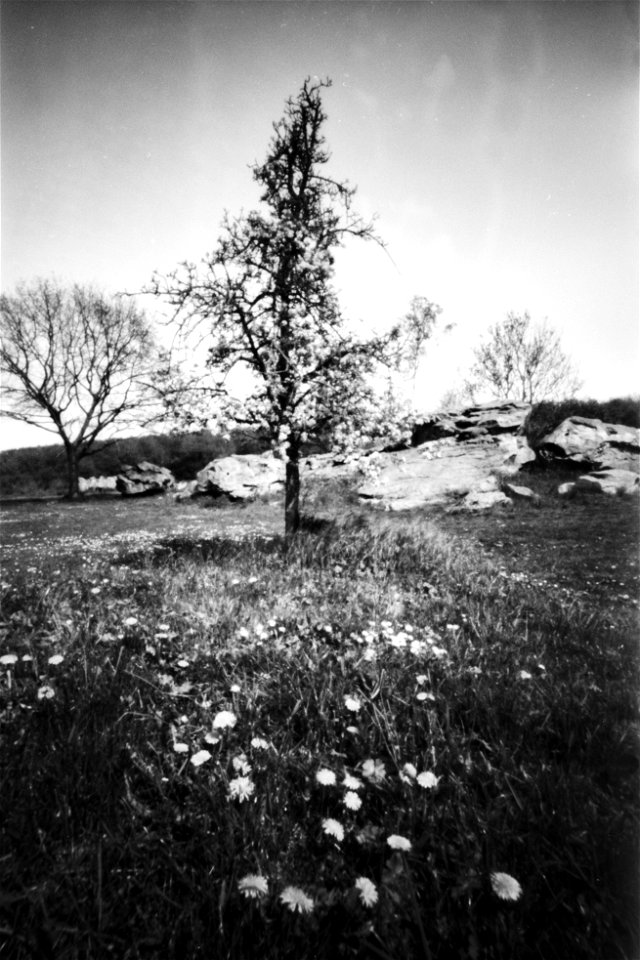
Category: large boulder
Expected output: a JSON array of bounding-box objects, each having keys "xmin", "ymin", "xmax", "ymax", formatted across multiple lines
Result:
[
  {"xmin": 78, "ymin": 475, "xmax": 117, "ymax": 494},
  {"xmin": 537, "ymin": 417, "xmax": 640, "ymax": 472},
  {"xmin": 574, "ymin": 469, "xmax": 640, "ymax": 497},
  {"xmin": 411, "ymin": 400, "xmax": 531, "ymax": 446},
  {"xmin": 196, "ymin": 452, "xmax": 285, "ymax": 500},
  {"xmin": 116, "ymin": 462, "xmax": 176, "ymax": 497}
]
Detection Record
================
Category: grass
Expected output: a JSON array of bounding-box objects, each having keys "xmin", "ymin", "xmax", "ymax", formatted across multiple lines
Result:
[{"xmin": 0, "ymin": 476, "xmax": 638, "ymax": 959}]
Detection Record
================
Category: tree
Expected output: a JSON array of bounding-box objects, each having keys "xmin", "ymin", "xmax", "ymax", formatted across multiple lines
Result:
[
  {"xmin": 465, "ymin": 311, "xmax": 582, "ymax": 404},
  {"xmin": 152, "ymin": 78, "xmax": 437, "ymax": 546},
  {"xmin": 0, "ymin": 279, "xmax": 159, "ymax": 498}
]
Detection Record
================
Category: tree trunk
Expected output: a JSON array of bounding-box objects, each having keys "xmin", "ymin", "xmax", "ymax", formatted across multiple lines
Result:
[
  {"xmin": 284, "ymin": 444, "xmax": 300, "ymax": 551},
  {"xmin": 64, "ymin": 444, "xmax": 81, "ymax": 499}
]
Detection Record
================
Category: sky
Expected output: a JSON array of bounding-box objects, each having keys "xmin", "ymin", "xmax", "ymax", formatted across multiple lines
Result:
[{"xmin": 1, "ymin": 0, "xmax": 638, "ymax": 451}]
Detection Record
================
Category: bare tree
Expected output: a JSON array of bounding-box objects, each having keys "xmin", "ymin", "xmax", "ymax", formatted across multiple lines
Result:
[
  {"xmin": 466, "ymin": 311, "xmax": 582, "ymax": 404},
  {"xmin": 0, "ymin": 279, "xmax": 159, "ymax": 498}
]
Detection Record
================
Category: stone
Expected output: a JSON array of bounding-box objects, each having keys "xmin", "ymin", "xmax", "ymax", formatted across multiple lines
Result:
[
  {"xmin": 116, "ymin": 461, "xmax": 176, "ymax": 497},
  {"xmin": 537, "ymin": 417, "xmax": 640, "ymax": 472},
  {"xmin": 195, "ymin": 452, "xmax": 285, "ymax": 500},
  {"xmin": 504, "ymin": 483, "xmax": 541, "ymax": 504},
  {"xmin": 78, "ymin": 475, "xmax": 117, "ymax": 494},
  {"xmin": 558, "ymin": 482, "xmax": 576, "ymax": 499},
  {"xmin": 459, "ymin": 489, "xmax": 513, "ymax": 511},
  {"xmin": 411, "ymin": 400, "xmax": 531, "ymax": 446},
  {"xmin": 174, "ymin": 480, "xmax": 199, "ymax": 502},
  {"xmin": 574, "ymin": 469, "xmax": 640, "ymax": 497}
]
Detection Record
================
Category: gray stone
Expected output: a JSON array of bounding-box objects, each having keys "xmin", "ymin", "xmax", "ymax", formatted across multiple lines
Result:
[
  {"xmin": 116, "ymin": 462, "xmax": 175, "ymax": 497},
  {"xmin": 504, "ymin": 483, "xmax": 541, "ymax": 504},
  {"xmin": 538, "ymin": 417, "xmax": 640, "ymax": 472},
  {"xmin": 459, "ymin": 489, "xmax": 513, "ymax": 511},
  {"xmin": 412, "ymin": 400, "xmax": 531, "ymax": 446},
  {"xmin": 557, "ymin": 482, "xmax": 576, "ymax": 499},
  {"xmin": 196, "ymin": 452, "xmax": 285, "ymax": 500},
  {"xmin": 574, "ymin": 469, "xmax": 640, "ymax": 497}
]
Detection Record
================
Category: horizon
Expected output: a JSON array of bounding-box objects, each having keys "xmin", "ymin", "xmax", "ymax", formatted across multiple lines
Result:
[{"xmin": 1, "ymin": 1, "xmax": 638, "ymax": 452}]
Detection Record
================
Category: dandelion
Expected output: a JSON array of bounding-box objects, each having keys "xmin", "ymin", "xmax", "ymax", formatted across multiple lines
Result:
[
  {"xmin": 417, "ymin": 771, "xmax": 439, "ymax": 789},
  {"xmin": 346, "ymin": 725, "xmax": 360, "ymax": 735},
  {"xmin": 410, "ymin": 640, "xmax": 428, "ymax": 656},
  {"xmin": 48, "ymin": 654, "xmax": 64, "ymax": 666},
  {"xmin": 518, "ymin": 670, "xmax": 532, "ymax": 680},
  {"xmin": 387, "ymin": 834, "xmax": 412, "ymax": 852},
  {"xmin": 213, "ymin": 710, "xmax": 237, "ymax": 729},
  {"xmin": 176, "ymin": 659, "xmax": 189, "ymax": 668},
  {"xmin": 344, "ymin": 695, "xmax": 362, "ymax": 712},
  {"xmin": 251, "ymin": 737, "xmax": 270, "ymax": 750},
  {"xmin": 232, "ymin": 754, "xmax": 252, "ymax": 775},
  {"xmin": 204, "ymin": 732, "xmax": 220, "ymax": 745},
  {"xmin": 173, "ymin": 742, "xmax": 189, "ymax": 754},
  {"xmin": 37, "ymin": 685, "xmax": 55, "ymax": 700},
  {"xmin": 280, "ymin": 886, "xmax": 314, "ymax": 914},
  {"xmin": 238, "ymin": 874, "xmax": 268, "ymax": 899},
  {"xmin": 354, "ymin": 877, "xmax": 378, "ymax": 907},
  {"xmin": 190, "ymin": 750, "xmax": 212, "ymax": 767},
  {"xmin": 124, "ymin": 617, "xmax": 138, "ymax": 627},
  {"xmin": 490, "ymin": 872, "xmax": 522, "ymax": 901},
  {"xmin": 315, "ymin": 768, "xmax": 336, "ymax": 786},
  {"xmin": 0, "ymin": 654, "xmax": 18, "ymax": 666},
  {"xmin": 228, "ymin": 776, "xmax": 255, "ymax": 802},
  {"xmin": 230, "ymin": 683, "xmax": 241, "ymax": 693},
  {"xmin": 343, "ymin": 791, "xmax": 362, "ymax": 811},
  {"xmin": 322, "ymin": 818, "xmax": 345, "ymax": 842},
  {"xmin": 343, "ymin": 773, "xmax": 363, "ymax": 791},
  {"xmin": 416, "ymin": 674, "xmax": 427, "ymax": 685},
  {"xmin": 362, "ymin": 759, "xmax": 386, "ymax": 784}
]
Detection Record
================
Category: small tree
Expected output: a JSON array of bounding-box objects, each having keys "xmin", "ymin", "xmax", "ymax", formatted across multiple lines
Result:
[
  {"xmin": 152, "ymin": 78, "xmax": 439, "ymax": 546},
  {"xmin": 0, "ymin": 279, "xmax": 159, "ymax": 498},
  {"xmin": 466, "ymin": 311, "xmax": 582, "ymax": 404}
]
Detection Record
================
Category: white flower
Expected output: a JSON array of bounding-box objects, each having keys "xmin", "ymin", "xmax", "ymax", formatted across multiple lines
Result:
[
  {"xmin": 204, "ymin": 732, "xmax": 220, "ymax": 745},
  {"xmin": 0, "ymin": 654, "xmax": 18, "ymax": 666},
  {"xmin": 343, "ymin": 773, "xmax": 363, "ymax": 791},
  {"xmin": 416, "ymin": 691, "xmax": 435, "ymax": 702},
  {"xmin": 124, "ymin": 617, "xmax": 138, "ymax": 627},
  {"xmin": 416, "ymin": 674, "xmax": 427, "ymax": 685},
  {"xmin": 362, "ymin": 759, "xmax": 386, "ymax": 784},
  {"xmin": 232, "ymin": 754, "xmax": 252, "ymax": 775},
  {"xmin": 251, "ymin": 737, "xmax": 270, "ymax": 750},
  {"xmin": 280, "ymin": 886, "xmax": 314, "ymax": 914},
  {"xmin": 190, "ymin": 750, "xmax": 212, "ymax": 767},
  {"xmin": 416, "ymin": 771, "xmax": 439, "ymax": 789},
  {"xmin": 230, "ymin": 683, "xmax": 241, "ymax": 693},
  {"xmin": 316, "ymin": 768, "xmax": 336, "ymax": 786},
  {"xmin": 322, "ymin": 818, "xmax": 345, "ymax": 841},
  {"xmin": 213, "ymin": 710, "xmax": 237, "ymax": 729},
  {"xmin": 354, "ymin": 877, "xmax": 378, "ymax": 907},
  {"xmin": 518, "ymin": 670, "xmax": 532, "ymax": 680},
  {"xmin": 37, "ymin": 685, "xmax": 55, "ymax": 700},
  {"xmin": 387, "ymin": 834, "xmax": 412, "ymax": 852},
  {"xmin": 176, "ymin": 659, "xmax": 189, "ymax": 668},
  {"xmin": 238, "ymin": 874, "xmax": 268, "ymax": 899},
  {"xmin": 344, "ymin": 696, "xmax": 362, "ymax": 712},
  {"xmin": 401, "ymin": 763, "xmax": 417, "ymax": 780},
  {"xmin": 228, "ymin": 776, "xmax": 255, "ymax": 802},
  {"xmin": 410, "ymin": 640, "xmax": 428, "ymax": 656},
  {"xmin": 48, "ymin": 654, "xmax": 64, "ymax": 666},
  {"xmin": 490, "ymin": 871, "xmax": 522, "ymax": 901},
  {"xmin": 343, "ymin": 791, "xmax": 362, "ymax": 811},
  {"xmin": 431, "ymin": 646, "xmax": 447, "ymax": 659},
  {"xmin": 173, "ymin": 742, "xmax": 189, "ymax": 754}
]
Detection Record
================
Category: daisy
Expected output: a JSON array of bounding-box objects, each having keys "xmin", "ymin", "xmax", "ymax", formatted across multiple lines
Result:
[
  {"xmin": 251, "ymin": 737, "xmax": 270, "ymax": 750},
  {"xmin": 362, "ymin": 759, "xmax": 386, "ymax": 784},
  {"xmin": 0, "ymin": 654, "xmax": 18, "ymax": 666},
  {"xmin": 416, "ymin": 771, "xmax": 439, "ymax": 789},
  {"xmin": 238, "ymin": 874, "xmax": 268, "ymax": 899},
  {"xmin": 354, "ymin": 877, "xmax": 378, "ymax": 907},
  {"xmin": 322, "ymin": 818, "xmax": 345, "ymax": 842},
  {"xmin": 490, "ymin": 872, "xmax": 522, "ymax": 901},
  {"xmin": 37, "ymin": 685, "xmax": 55, "ymax": 700},
  {"xmin": 228, "ymin": 776, "xmax": 255, "ymax": 802},
  {"xmin": 387, "ymin": 834, "xmax": 412, "ymax": 852},
  {"xmin": 344, "ymin": 696, "xmax": 362, "ymax": 712},
  {"xmin": 232, "ymin": 754, "xmax": 252, "ymax": 775},
  {"xmin": 343, "ymin": 773, "xmax": 363, "ymax": 791},
  {"xmin": 173, "ymin": 742, "xmax": 189, "ymax": 754},
  {"xmin": 190, "ymin": 750, "xmax": 212, "ymax": 768},
  {"xmin": 315, "ymin": 768, "xmax": 337, "ymax": 786},
  {"xmin": 343, "ymin": 791, "xmax": 362, "ymax": 811},
  {"xmin": 48, "ymin": 654, "xmax": 64, "ymax": 666},
  {"xmin": 213, "ymin": 710, "xmax": 237, "ymax": 730},
  {"xmin": 280, "ymin": 886, "xmax": 314, "ymax": 914},
  {"xmin": 401, "ymin": 763, "xmax": 417, "ymax": 781}
]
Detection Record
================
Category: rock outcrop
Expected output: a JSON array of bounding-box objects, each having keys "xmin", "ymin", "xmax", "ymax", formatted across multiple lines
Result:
[
  {"xmin": 558, "ymin": 469, "xmax": 639, "ymax": 499},
  {"xmin": 116, "ymin": 462, "xmax": 176, "ymax": 497},
  {"xmin": 538, "ymin": 417, "xmax": 640, "ymax": 473},
  {"xmin": 78, "ymin": 475, "xmax": 117, "ymax": 494},
  {"xmin": 195, "ymin": 453, "xmax": 285, "ymax": 500},
  {"xmin": 411, "ymin": 401, "xmax": 531, "ymax": 445}
]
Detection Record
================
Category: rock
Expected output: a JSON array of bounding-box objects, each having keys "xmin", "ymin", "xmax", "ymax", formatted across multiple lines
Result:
[
  {"xmin": 537, "ymin": 417, "xmax": 640, "ymax": 472},
  {"xmin": 412, "ymin": 400, "xmax": 531, "ymax": 446},
  {"xmin": 78, "ymin": 475, "xmax": 117, "ymax": 494},
  {"xmin": 174, "ymin": 480, "xmax": 199, "ymax": 502},
  {"xmin": 116, "ymin": 462, "xmax": 176, "ymax": 497},
  {"xmin": 459, "ymin": 489, "xmax": 513, "ymax": 511},
  {"xmin": 574, "ymin": 469, "xmax": 640, "ymax": 497},
  {"xmin": 558, "ymin": 482, "xmax": 576, "ymax": 499},
  {"xmin": 504, "ymin": 483, "xmax": 541, "ymax": 504},
  {"xmin": 196, "ymin": 452, "xmax": 285, "ymax": 500}
]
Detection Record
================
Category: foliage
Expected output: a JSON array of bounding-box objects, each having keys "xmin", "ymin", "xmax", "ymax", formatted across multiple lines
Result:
[
  {"xmin": 525, "ymin": 395, "xmax": 640, "ymax": 449},
  {"xmin": 0, "ymin": 279, "xmax": 160, "ymax": 498},
  {"xmin": 466, "ymin": 312, "xmax": 582, "ymax": 404},
  {"xmin": 0, "ymin": 495, "xmax": 637, "ymax": 960},
  {"xmin": 151, "ymin": 78, "xmax": 441, "ymax": 543}
]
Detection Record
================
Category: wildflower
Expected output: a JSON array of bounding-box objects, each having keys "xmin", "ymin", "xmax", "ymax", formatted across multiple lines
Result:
[
  {"xmin": 343, "ymin": 773, "xmax": 363, "ymax": 791},
  {"xmin": 316, "ymin": 768, "xmax": 336, "ymax": 786},
  {"xmin": 238, "ymin": 874, "xmax": 268, "ymax": 899},
  {"xmin": 387, "ymin": 834, "xmax": 412, "ymax": 852},
  {"xmin": 37, "ymin": 685, "xmax": 55, "ymax": 700},
  {"xmin": 416, "ymin": 674, "xmax": 427, "ymax": 685},
  {"xmin": 322, "ymin": 818, "xmax": 345, "ymax": 842},
  {"xmin": 251, "ymin": 737, "xmax": 270, "ymax": 750},
  {"xmin": 228, "ymin": 776, "xmax": 255, "ymax": 802},
  {"xmin": 0, "ymin": 654, "xmax": 18, "ymax": 666},
  {"xmin": 280, "ymin": 886, "xmax": 314, "ymax": 914},
  {"xmin": 354, "ymin": 877, "xmax": 378, "ymax": 907},
  {"xmin": 518, "ymin": 670, "xmax": 532, "ymax": 680},
  {"xmin": 490, "ymin": 871, "xmax": 522, "ymax": 901},
  {"xmin": 48, "ymin": 654, "xmax": 64, "ymax": 666},
  {"xmin": 232, "ymin": 754, "xmax": 252, "ymax": 775},
  {"xmin": 417, "ymin": 771, "xmax": 439, "ymax": 789},
  {"xmin": 362, "ymin": 759, "xmax": 386, "ymax": 784},
  {"xmin": 213, "ymin": 710, "xmax": 237, "ymax": 729},
  {"xmin": 343, "ymin": 791, "xmax": 362, "ymax": 811},
  {"xmin": 90, "ymin": 587, "xmax": 101, "ymax": 595},
  {"xmin": 230, "ymin": 683, "xmax": 241, "ymax": 693},
  {"xmin": 431, "ymin": 646, "xmax": 447, "ymax": 659},
  {"xmin": 400, "ymin": 763, "xmax": 417, "ymax": 784},
  {"xmin": 176, "ymin": 659, "xmax": 189, "ymax": 668},
  {"xmin": 410, "ymin": 640, "xmax": 428, "ymax": 656},
  {"xmin": 204, "ymin": 732, "xmax": 220, "ymax": 745},
  {"xmin": 173, "ymin": 742, "xmax": 189, "ymax": 753},
  {"xmin": 344, "ymin": 695, "xmax": 362, "ymax": 712},
  {"xmin": 190, "ymin": 750, "xmax": 212, "ymax": 767},
  {"xmin": 416, "ymin": 692, "xmax": 434, "ymax": 702},
  {"xmin": 124, "ymin": 617, "xmax": 138, "ymax": 627},
  {"xmin": 346, "ymin": 725, "xmax": 359, "ymax": 735}
]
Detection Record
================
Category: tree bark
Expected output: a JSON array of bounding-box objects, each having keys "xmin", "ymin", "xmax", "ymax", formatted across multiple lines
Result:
[
  {"xmin": 64, "ymin": 444, "xmax": 81, "ymax": 500},
  {"xmin": 284, "ymin": 444, "xmax": 300, "ymax": 550}
]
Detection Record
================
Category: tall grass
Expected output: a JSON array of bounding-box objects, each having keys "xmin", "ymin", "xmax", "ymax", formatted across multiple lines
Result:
[{"xmin": 0, "ymin": 515, "xmax": 637, "ymax": 959}]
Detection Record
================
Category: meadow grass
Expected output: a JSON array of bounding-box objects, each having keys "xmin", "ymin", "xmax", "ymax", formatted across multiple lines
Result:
[{"xmin": 0, "ymin": 484, "xmax": 638, "ymax": 959}]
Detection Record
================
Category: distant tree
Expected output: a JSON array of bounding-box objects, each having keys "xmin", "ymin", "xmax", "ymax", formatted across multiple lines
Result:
[
  {"xmin": 465, "ymin": 311, "xmax": 582, "ymax": 404},
  {"xmin": 151, "ymin": 78, "xmax": 441, "ymax": 546},
  {"xmin": 0, "ymin": 279, "xmax": 160, "ymax": 498}
]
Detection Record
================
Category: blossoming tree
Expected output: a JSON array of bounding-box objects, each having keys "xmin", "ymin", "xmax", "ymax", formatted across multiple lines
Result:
[{"xmin": 151, "ymin": 78, "xmax": 438, "ymax": 546}]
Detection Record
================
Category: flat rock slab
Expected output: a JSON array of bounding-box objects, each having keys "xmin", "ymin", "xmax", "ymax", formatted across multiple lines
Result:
[{"xmin": 575, "ymin": 469, "xmax": 640, "ymax": 497}]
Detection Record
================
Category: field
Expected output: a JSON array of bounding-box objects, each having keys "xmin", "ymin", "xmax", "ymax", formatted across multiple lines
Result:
[{"xmin": 0, "ymin": 473, "xmax": 638, "ymax": 959}]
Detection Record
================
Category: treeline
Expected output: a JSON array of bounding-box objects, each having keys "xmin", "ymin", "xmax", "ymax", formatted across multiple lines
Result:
[{"xmin": 0, "ymin": 429, "xmax": 270, "ymax": 498}]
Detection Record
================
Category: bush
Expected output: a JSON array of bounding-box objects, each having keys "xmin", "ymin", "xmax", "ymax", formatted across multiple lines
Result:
[{"xmin": 525, "ymin": 396, "xmax": 640, "ymax": 449}]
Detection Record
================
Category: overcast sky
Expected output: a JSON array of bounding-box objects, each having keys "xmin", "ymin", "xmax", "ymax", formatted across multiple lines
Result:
[{"xmin": 1, "ymin": 0, "xmax": 638, "ymax": 451}]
